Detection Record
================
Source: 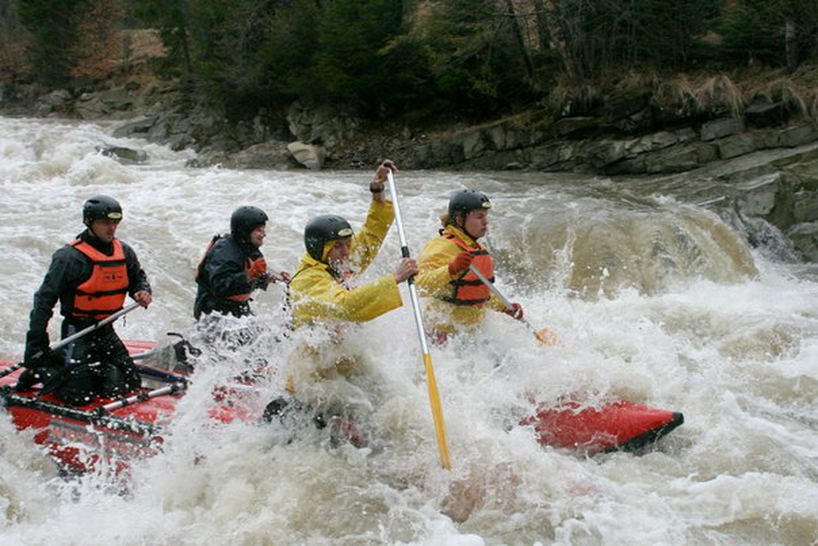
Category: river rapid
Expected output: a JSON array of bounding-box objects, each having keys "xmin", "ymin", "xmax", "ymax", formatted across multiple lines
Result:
[{"xmin": 1, "ymin": 117, "xmax": 817, "ymax": 545}]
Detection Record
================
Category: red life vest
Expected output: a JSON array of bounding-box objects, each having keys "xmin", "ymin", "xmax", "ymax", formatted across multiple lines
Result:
[
  {"xmin": 439, "ymin": 234, "xmax": 494, "ymax": 306},
  {"xmin": 70, "ymin": 239, "xmax": 129, "ymax": 319},
  {"xmin": 196, "ymin": 234, "xmax": 258, "ymax": 302}
]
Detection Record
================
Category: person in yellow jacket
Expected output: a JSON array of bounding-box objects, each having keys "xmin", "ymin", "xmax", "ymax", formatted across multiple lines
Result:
[
  {"xmin": 266, "ymin": 160, "xmax": 417, "ymax": 443},
  {"xmin": 288, "ymin": 159, "xmax": 417, "ymax": 328},
  {"xmin": 417, "ymin": 189, "xmax": 524, "ymax": 342}
]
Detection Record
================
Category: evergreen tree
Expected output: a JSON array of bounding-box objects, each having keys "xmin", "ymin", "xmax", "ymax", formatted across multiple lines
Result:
[
  {"xmin": 15, "ymin": 0, "xmax": 82, "ymax": 85},
  {"xmin": 423, "ymin": 0, "xmax": 534, "ymax": 116},
  {"xmin": 721, "ymin": 0, "xmax": 818, "ymax": 70},
  {"xmin": 131, "ymin": 0, "xmax": 192, "ymax": 77},
  {"xmin": 310, "ymin": 0, "xmax": 403, "ymax": 114},
  {"xmin": 254, "ymin": 0, "xmax": 321, "ymax": 104}
]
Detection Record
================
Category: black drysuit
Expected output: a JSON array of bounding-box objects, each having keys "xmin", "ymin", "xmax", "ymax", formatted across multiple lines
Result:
[{"xmin": 23, "ymin": 229, "xmax": 151, "ymax": 405}]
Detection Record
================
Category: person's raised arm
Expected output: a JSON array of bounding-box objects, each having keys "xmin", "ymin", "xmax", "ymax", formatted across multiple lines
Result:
[{"xmin": 369, "ymin": 159, "xmax": 398, "ymax": 205}]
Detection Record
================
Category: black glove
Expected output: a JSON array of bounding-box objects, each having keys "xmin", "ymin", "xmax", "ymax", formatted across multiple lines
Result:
[
  {"xmin": 251, "ymin": 272, "xmax": 271, "ymax": 291},
  {"xmin": 23, "ymin": 345, "xmax": 51, "ymax": 369}
]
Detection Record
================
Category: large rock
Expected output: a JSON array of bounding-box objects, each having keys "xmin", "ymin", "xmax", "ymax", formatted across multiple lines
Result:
[
  {"xmin": 718, "ymin": 133, "xmax": 758, "ymax": 159},
  {"xmin": 745, "ymin": 102, "xmax": 787, "ymax": 128},
  {"xmin": 224, "ymin": 141, "xmax": 298, "ymax": 170},
  {"xmin": 643, "ymin": 144, "xmax": 701, "ymax": 173},
  {"xmin": 528, "ymin": 141, "xmax": 579, "ymax": 171},
  {"xmin": 112, "ymin": 117, "xmax": 157, "ymax": 138},
  {"xmin": 286, "ymin": 100, "xmax": 357, "ymax": 150},
  {"xmin": 701, "ymin": 117, "xmax": 745, "ymax": 141},
  {"xmin": 794, "ymin": 190, "xmax": 818, "ymax": 223},
  {"xmin": 788, "ymin": 222, "xmax": 818, "ymax": 261},
  {"xmin": 733, "ymin": 173, "xmax": 782, "ymax": 217},
  {"xmin": 75, "ymin": 88, "xmax": 138, "ymax": 119},
  {"xmin": 777, "ymin": 124, "xmax": 818, "ymax": 148},
  {"xmin": 287, "ymin": 141, "xmax": 326, "ymax": 170},
  {"xmin": 602, "ymin": 92, "xmax": 649, "ymax": 124},
  {"xmin": 459, "ymin": 130, "xmax": 491, "ymax": 160},
  {"xmin": 96, "ymin": 145, "xmax": 148, "ymax": 164},
  {"xmin": 553, "ymin": 117, "xmax": 603, "ymax": 139},
  {"xmin": 581, "ymin": 139, "xmax": 630, "ymax": 168}
]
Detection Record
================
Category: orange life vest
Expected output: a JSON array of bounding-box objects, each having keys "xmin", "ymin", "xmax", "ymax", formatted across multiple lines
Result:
[
  {"xmin": 196, "ymin": 234, "xmax": 257, "ymax": 302},
  {"xmin": 439, "ymin": 234, "xmax": 494, "ymax": 306},
  {"xmin": 70, "ymin": 239, "xmax": 129, "ymax": 319}
]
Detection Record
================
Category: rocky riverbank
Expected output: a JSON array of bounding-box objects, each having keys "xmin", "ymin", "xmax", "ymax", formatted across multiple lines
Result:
[{"xmin": 3, "ymin": 76, "xmax": 818, "ymax": 262}]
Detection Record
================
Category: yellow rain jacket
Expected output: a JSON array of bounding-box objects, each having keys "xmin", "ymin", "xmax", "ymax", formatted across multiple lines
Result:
[
  {"xmin": 286, "ymin": 199, "xmax": 403, "ymax": 395},
  {"xmin": 416, "ymin": 224, "xmax": 504, "ymax": 332},
  {"xmin": 289, "ymin": 199, "xmax": 403, "ymax": 327}
]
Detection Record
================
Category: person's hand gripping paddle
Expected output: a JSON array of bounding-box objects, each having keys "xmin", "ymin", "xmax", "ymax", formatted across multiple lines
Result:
[
  {"xmin": 2, "ymin": 302, "xmax": 143, "ymax": 388},
  {"xmin": 468, "ymin": 264, "xmax": 558, "ymax": 345}
]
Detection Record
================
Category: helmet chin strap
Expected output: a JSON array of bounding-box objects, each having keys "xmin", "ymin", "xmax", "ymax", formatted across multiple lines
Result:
[
  {"xmin": 87, "ymin": 221, "xmax": 115, "ymax": 243},
  {"xmin": 457, "ymin": 215, "xmax": 479, "ymax": 241}
]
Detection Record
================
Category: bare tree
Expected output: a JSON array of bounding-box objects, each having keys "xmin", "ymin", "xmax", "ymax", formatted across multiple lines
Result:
[
  {"xmin": 504, "ymin": 0, "xmax": 535, "ymax": 80},
  {"xmin": 70, "ymin": 0, "xmax": 125, "ymax": 80}
]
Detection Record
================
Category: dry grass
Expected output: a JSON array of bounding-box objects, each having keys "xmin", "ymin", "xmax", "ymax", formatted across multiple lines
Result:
[
  {"xmin": 120, "ymin": 29, "xmax": 166, "ymax": 65},
  {"xmin": 111, "ymin": 29, "xmax": 166, "ymax": 86},
  {"xmin": 548, "ymin": 79, "xmax": 603, "ymax": 116},
  {"xmin": 536, "ymin": 62, "xmax": 818, "ymax": 124},
  {"xmin": 650, "ymin": 74, "xmax": 697, "ymax": 114},
  {"xmin": 748, "ymin": 78, "xmax": 809, "ymax": 119},
  {"xmin": 694, "ymin": 74, "xmax": 745, "ymax": 118},
  {"xmin": 613, "ymin": 70, "xmax": 659, "ymax": 92}
]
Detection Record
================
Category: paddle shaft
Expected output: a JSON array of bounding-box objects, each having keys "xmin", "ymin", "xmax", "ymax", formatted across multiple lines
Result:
[
  {"xmin": 50, "ymin": 301, "xmax": 142, "ymax": 354},
  {"xmin": 1, "ymin": 381, "xmax": 184, "ymax": 437},
  {"xmin": 0, "ymin": 302, "xmax": 142, "ymax": 380},
  {"xmin": 467, "ymin": 264, "xmax": 542, "ymax": 337},
  {"xmin": 386, "ymin": 171, "xmax": 452, "ymax": 470},
  {"xmin": 101, "ymin": 382, "xmax": 186, "ymax": 412},
  {"xmin": 134, "ymin": 362, "xmax": 189, "ymax": 384},
  {"xmin": 1, "ymin": 388, "xmax": 158, "ymax": 436}
]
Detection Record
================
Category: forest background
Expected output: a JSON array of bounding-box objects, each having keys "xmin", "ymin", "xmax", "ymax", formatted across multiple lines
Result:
[{"xmin": 1, "ymin": 0, "xmax": 817, "ymax": 135}]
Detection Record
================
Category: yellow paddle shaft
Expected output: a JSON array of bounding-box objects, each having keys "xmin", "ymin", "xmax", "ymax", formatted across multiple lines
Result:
[{"xmin": 424, "ymin": 352, "xmax": 452, "ymax": 469}]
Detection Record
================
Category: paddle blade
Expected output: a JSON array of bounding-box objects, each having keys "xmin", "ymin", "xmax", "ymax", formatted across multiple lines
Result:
[
  {"xmin": 534, "ymin": 328, "xmax": 559, "ymax": 346},
  {"xmin": 423, "ymin": 352, "xmax": 452, "ymax": 470}
]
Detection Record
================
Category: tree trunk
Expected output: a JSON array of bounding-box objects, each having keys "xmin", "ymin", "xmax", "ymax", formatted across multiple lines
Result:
[
  {"xmin": 785, "ymin": 16, "xmax": 797, "ymax": 73},
  {"xmin": 504, "ymin": 0, "xmax": 535, "ymax": 80},
  {"xmin": 532, "ymin": 0, "xmax": 550, "ymax": 51}
]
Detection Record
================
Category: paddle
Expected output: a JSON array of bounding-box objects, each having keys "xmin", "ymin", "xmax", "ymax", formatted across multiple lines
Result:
[
  {"xmin": 1, "ymin": 382, "xmax": 186, "ymax": 437},
  {"xmin": 467, "ymin": 264, "xmax": 558, "ymax": 345},
  {"xmin": 0, "ymin": 301, "xmax": 142, "ymax": 381},
  {"xmin": 134, "ymin": 362, "xmax": 189, "ymax": 384},
  {"xmin": 386, "ymin": 169, "xmax": 452, "ymax": 470},
  {"xmin": 99, "ymin": 382, "xmax": 187, "ymax": 413}
]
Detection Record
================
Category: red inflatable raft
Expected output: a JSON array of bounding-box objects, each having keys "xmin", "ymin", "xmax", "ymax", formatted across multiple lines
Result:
[
  {"xmin": 522, "ymin": 398, "xmax": 684, "ymax": 453},
  {"xmin": 0, "ymin": 341, "xmax": 684, "ymax": 472}
]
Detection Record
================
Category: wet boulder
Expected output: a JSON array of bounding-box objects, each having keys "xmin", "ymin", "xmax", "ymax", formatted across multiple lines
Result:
[
  {"xmin": 745, "ymin": 102, "xmax": 788, "ymax": 128},
  {"xmin": 287, "ymin": 141, "xmax": 325, "ymax": 170},
  {"xmin": 96, "ymin": 145, "xmax": 148, "ymax": 164}
]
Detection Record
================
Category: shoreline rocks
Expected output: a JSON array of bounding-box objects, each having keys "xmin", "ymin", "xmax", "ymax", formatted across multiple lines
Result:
[{"xmin": 3, "ymin": 80, "xmax": 818, "ymax": 261}]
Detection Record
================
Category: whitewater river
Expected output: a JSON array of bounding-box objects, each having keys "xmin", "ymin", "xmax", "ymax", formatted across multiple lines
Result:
[{"xmin": 1, "ymin": 117, "xmax": 817, "ymax": 545}]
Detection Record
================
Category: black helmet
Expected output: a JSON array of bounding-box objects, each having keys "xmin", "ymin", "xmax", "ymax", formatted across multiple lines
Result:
[
  {"xmin": 448, "ymin": 189, "xmax": 491, "ymax": 219},
  {"xmin": 304, "ymin": 215, "xmax": 353, "ymax": 262},
  {"xmin": 83, "ymin": 195, "xmax": 123, "ymax": 226},
  {"xmin": 230, "ymin": 206, "xmax": 268, "ymax": 241}
]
